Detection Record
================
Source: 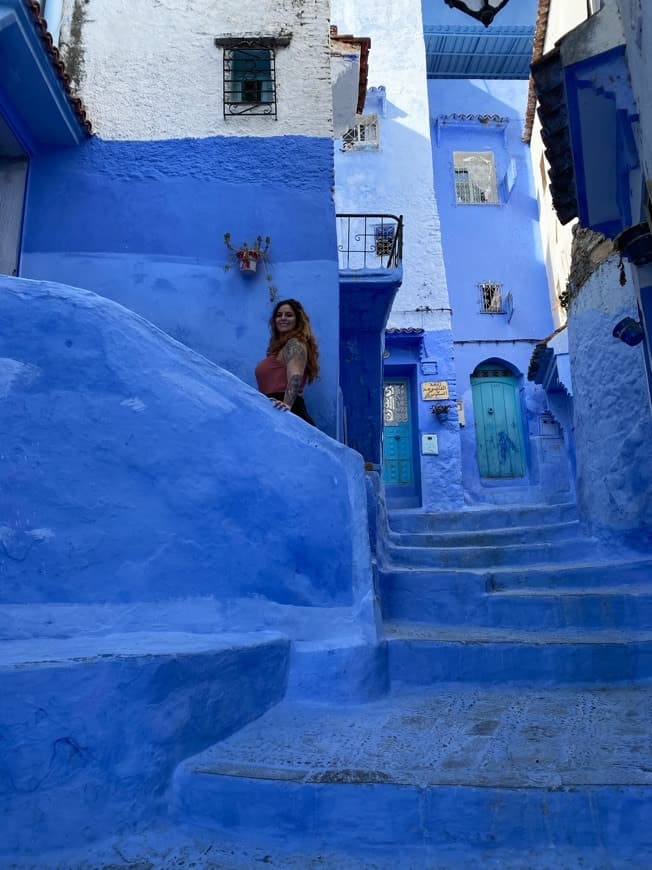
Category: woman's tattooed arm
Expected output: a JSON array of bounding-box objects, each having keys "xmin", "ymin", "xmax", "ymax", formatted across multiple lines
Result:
[{"xmin": 282, "ymin": 339, "xmax": 307, "ymax": 408}]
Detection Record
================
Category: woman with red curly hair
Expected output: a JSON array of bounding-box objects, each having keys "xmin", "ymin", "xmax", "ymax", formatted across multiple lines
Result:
[{"xmin": 255, "ymin": 298, "xmax": 320, "ymax": 425}]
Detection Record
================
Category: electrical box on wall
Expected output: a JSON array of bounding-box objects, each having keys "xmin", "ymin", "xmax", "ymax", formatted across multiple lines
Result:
[{"xmin": 422, "ymin": 434, "xmax": 439, "ymax": 455}]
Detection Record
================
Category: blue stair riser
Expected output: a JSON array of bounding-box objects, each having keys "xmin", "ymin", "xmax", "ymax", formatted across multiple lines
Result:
[
  {"xmin": 389, "ymin": 503, "xmax": 578, "ymax": 534},
  {"xmin": 173, "ymin": 771, "xmax": 652, "ymax": 851},
  {"xmin": 385, "ymin": 538, "xmax": 599, "ymax": 569},
  {"xmin": 380, "ymin": 562, "xmax": 652, "ymax": 600},
  {"xmin": 490, "ymin": 560, "xmax": 652, "ymax": 590},
  {"xmin": 381, "ymin": 577, "xmax": 652, "ymax": 630},
  {"xmin": 389, "ymin": 521, "xmax": 582, "ymax": 548},
  {"xmin": 388, "ymin": 638, "xmax": 652, "ymax": 685}
]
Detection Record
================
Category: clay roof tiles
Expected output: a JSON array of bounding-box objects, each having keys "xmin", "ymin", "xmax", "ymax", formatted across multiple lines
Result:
[{"xmin": 23, "ymin": 0, "xmax": 92, "ymax": 135}]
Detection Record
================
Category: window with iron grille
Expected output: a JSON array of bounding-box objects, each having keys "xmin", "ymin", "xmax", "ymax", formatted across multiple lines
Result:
[
  {"xmin": 341, "ymin": 114, "xmax": 380, "ymax": 152},
  {"xmin": 454, "ymin": 151, "xmax": 499, "ymax": 204},
  {"xmin": 374, "ymin": 223, "xmax": 395, "ymax": 257},
  {"xmin": 478, "ymin": 281, "xmax": 505, "ymax": 313},
  {"xmin": 222, "ymin": 45, "xmax": 277, "ymax": 117}
]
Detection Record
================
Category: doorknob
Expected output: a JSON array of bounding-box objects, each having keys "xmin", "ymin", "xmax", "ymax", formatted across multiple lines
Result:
[{"xmin": 487, "ymin": 408, "xmax": 495, "ymax": 415}]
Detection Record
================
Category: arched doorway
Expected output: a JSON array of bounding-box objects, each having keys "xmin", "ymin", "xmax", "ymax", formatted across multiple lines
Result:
[{"xmin": 471, "ymin": 362, "xmax": 525, "ymax": 478}]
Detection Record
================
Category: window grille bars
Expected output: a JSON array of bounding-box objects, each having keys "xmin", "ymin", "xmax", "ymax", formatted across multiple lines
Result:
[
  {"xmin": 223, "ymin": 45, "xmax": 277, "ymax": 118},
  {"xmin": 478, "ymin": 281, "xmax": 505, "ymax": 313},
  {"xmin": 453, "ymin": 151, "xmax": 499, "ymax": 204},
  {"xmin": 336, "ymin": 214, "xmax": 404, "ymax": 270},
  {"xmin": 341, "ymin": 114, "xmax": 380, "ymax": 152}
]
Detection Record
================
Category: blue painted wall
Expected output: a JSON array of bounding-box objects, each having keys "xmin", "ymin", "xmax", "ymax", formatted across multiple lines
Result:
[
  {"xmin": 0, "ymin": 276, "xmax": 373, "ymax": 615},
  {"xmin": 428, "ymin": 78, "xmax": 571, "ymax": 503},
  {"xmin": 384, "ymin": 328, "xmax": 465, "ymax": 511},
  {"xmin": 568, "ymin": 258, "xmax": 652, "ymax": 540},
  {"xmin": 20, "ymin": 136, "xmax": 340, "ymax": 434}
]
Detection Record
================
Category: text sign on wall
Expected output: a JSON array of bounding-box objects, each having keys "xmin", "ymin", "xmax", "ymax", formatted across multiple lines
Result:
[{"xmin": 421, "ymin": 380, "xmax": 449, "ymax": 401}]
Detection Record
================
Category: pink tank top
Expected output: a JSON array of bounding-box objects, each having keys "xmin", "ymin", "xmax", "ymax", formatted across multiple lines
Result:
[{"xmin": 255, "ymin": 355, "xmax": 306, "ymax": 396}]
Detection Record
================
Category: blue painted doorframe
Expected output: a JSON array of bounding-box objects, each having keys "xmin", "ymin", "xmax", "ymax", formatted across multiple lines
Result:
[{"xmin": 471, "ymin": 365, "xmax": 526, "ymax": 478}]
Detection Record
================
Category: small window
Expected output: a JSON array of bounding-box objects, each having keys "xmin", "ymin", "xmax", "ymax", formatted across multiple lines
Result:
[
  {"xmin": 478, "ymin": 281, "xmax": 505, "ymax": 313},
  {"xmin": 223, "ymin": 46, "xmax": 277, "ymax": 117},
  {"xmin": 341, "ymin": 114, "xmax": 380, "ymax": 152},
  {"xmin": 454, "ymin": 152, "xmax": 499, "ymax": 204},
  {"xmin": 374, "ymin": 223, "xmax": 395, "ymax": 257}
]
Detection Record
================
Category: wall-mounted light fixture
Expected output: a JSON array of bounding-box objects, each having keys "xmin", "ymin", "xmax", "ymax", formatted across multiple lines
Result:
[
  {"xmin": 612, "ymin": 316, "xmax": 645, "ymax": 347},
  {"xmin": 443, "ymin": 0, "xmax": 512, "ymax": 27}
]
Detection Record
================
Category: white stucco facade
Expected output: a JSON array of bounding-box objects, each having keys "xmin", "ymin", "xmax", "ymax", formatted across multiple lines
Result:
[
  {"xmin": 58, "ymin": 0, "xmax": 334, "ymax": 140},
  {"xmin": 331, "ymin": 0, "xmax": 450, "ymax": 331},
  {"xmin": 529, "ymin": 0, "xmax": 590, "ymax": 327}
]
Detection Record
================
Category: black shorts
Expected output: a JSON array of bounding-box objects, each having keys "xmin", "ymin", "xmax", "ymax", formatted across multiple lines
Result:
[{"xmin": 267, "ymin": 393, "xmax": 316, "ymax": 426}]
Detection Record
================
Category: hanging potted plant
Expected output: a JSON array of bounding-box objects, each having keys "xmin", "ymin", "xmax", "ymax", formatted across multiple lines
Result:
[
  {"xmin": 224, "ymin": 233, "xmax": 270, "ymax": 274},
  {"xmin": 223, "ymin": 233, "xmax": 278, "ymax": 302}
]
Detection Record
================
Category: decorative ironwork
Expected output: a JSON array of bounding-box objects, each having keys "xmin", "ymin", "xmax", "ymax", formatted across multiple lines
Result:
[
  {"xmin": 336, "ymin": 214, "xmax": 403, "ymax": 270},
  {"xmin": 454, "ymin": 151, "xmax": 499, "ymax": 204},
  {"xmin": 341, "ymin": 114, "xmax": 380, "ymax": 152},
  {"xmin": 475, "ymin": 368, "xmax": 513, "ymax": 378},
  {"xmin": 444, "ymin": 0, "xmax": 512, "ymax": 28},
  {"xmin": 383, "ymin": 382, "xmax": 408, "ymax": 425},
  {"xmin": 223, "ymin": 44, "xmax": 277, "ymax": 118},
  {"xmin": 478, "ymin": 281, "xmax": 505, "ymax": 313}
]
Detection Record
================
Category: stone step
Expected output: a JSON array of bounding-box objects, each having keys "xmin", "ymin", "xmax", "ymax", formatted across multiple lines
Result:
[
  {"xmin": 382, "ymin": 569, "xmax": 652, "ymax": 630},
  {"xmin": 385, "ymin": 536, "xmax": 602, "ymax": 569},
  {"xmin": 385, "ymin": 622, "xmax": 652, "ymax": 685},
  {"xmin": 172, "ymin": 687, "xmax": 652, "ymax": 855},
  {"xmin": 389, "ymin": 502, "xmax": 578, "ymax": 533},
  {"xmin": 0, "ymin": 631, "xmax": 290, "ymax": 856},
  {"xmin": 389, "ymin": 519, "xmax": 583, "ymax": 548},
  {"xmin": 379, "ymin": 558, "xmax": 652, "ymax": 620}
]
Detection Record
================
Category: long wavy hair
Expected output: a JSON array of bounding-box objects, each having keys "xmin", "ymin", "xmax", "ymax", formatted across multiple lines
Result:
[{"xmin": 267, "ymin": 298, "xmax": 320, "ymax": 383}]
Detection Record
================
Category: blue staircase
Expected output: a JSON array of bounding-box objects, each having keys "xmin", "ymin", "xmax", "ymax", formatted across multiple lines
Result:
[
  {"xmin": 166, "ymin": 501, "xmax": 652, "ymax": 865},
  {"xmin": 382, "ymin": 502, "xmax": 652, "ymax": 686}
]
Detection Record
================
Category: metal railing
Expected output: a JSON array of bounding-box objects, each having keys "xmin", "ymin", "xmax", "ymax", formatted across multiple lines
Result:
[{"xmin": 336, "ymin": 214, "xmax": 403, "ymax": 271}]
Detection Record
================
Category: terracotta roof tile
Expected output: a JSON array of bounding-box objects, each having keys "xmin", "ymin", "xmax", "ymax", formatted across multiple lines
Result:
[
  {"xmin": 24, "ymin": 0, "xmax": 92, "ymax": 135},
  {"xmin": 330, "ymin": 26, "xmax": 371, "ymax": 116},
  {"xmin": 523, "ymin": 0, "xmax": 551, "ymax": 143}
]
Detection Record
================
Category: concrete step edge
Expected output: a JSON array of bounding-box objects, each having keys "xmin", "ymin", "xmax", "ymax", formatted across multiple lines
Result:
[{"xmin": 384, "ymin": 622, "xmax": 652, "ymax": 644}]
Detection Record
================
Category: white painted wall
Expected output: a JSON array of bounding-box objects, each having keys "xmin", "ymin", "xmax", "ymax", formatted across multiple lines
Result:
[
  {"xmin": 58, "ymin": 0, "xmax": 333, "ymax": 140},
  {"xmin": 530, "ymin": 0, "xmax": 589, "ymax": 328},
  {"xmin": 331, "ymin": 0, "xmax": 451, "ymax": 331}
]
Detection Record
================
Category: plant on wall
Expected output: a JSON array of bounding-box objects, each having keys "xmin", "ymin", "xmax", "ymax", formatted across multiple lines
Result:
[
  {"xmin": 224, "ymin": 233, "xmax": 278, "ymax": 302},
  {"xmin": 432, "ymin": 403, "xmax": 451, "ymax": 420}
]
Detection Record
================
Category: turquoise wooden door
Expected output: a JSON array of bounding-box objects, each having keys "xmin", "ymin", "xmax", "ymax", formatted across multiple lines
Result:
[
  {"xmin": 382, "ymin": 379, "xmax": 414, "ymax": 487},
  {"xmin": 471, "ymin": 367, "xmax": 525, "ymax": 478}
]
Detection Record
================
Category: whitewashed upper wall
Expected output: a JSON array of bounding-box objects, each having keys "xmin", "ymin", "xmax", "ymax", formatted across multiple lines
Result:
[
  {"xmin": 543, "ymin": 0, "xmax": 587, "ymax": 51},
  {"xmin": 530, "ymin": 0, "xmax": 589, "ymax": 327},
  {"xmin": 59, "ymin": 0, "xmax": 334, "ymax": 140},
  {"xmin": 530, "ymin": 115, "xmax": 574, "ymax": 328},
  {"xmin": 332, "ymin": 0, "xmax": 450, "ymax": 330}
]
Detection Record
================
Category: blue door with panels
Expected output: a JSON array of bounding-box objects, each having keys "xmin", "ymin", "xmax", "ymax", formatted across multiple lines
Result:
[
  {"xmin": 471, "ymin": 365, "xmax": 525, "ymax": 478},
  {"xmin": 382, "ymin": 379, "xmax": 414, "ymax": 488}
]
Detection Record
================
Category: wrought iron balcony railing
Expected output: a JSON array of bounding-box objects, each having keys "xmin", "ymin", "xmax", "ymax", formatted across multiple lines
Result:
[{"xmin": 336, "ymin": 214, "xmax": 403, "ymax": 271}]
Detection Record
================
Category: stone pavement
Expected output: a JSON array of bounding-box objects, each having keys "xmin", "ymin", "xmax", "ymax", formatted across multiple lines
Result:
[
  {"xmin": 180, "ymin": 685, "xmax": 652, "ymax": 789},
  {"xmin": 12, "ymin": 684, "xmax": 652, "ymax": 869}
]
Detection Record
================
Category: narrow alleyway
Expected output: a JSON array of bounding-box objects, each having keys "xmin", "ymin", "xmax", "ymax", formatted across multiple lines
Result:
[{"xmin": 27, "ymin": 499, "xmax": 651, "ymax": 868}]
